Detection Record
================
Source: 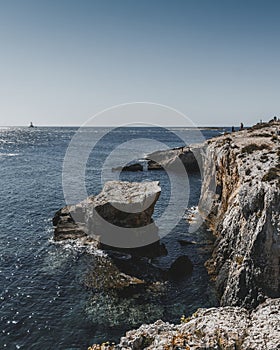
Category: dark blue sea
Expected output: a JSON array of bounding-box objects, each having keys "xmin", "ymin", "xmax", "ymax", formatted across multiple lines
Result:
[{"xmin": 0, "ymin": 127, "xmax": 227, "ymax": 349}]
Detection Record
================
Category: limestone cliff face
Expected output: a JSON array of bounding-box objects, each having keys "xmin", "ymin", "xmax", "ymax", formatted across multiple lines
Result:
[{"xmin": 199, "ymin": 122, "xmax": 280, "ymax": 307}]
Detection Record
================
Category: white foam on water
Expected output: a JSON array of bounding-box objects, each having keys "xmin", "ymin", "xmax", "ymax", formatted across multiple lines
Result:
[
  {"xmin": 48, "ymin": 237, "xmax": 106, "ymax": 257},
  {"xmin": 0, "ymin": 152, "xmax": 19, "ymax": 157}
]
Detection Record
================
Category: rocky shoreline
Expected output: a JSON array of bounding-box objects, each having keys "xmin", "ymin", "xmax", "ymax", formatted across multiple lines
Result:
[
  {"xmin": 86, "ymin": 121, "xmax": 280, "ymax": 349},
  {"xmin": 89, "ymin": 298, "xmax": 279, "ymax": 350}
]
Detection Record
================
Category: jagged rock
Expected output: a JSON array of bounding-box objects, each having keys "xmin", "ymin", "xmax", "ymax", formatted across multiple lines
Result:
[
  {"xmin": 84, "ymin": 255, "xmax": 145, "ymax": 291},
  {"xmin": 112, "ymin": 163, "xmax": 143, "ymax": 172},
  {"xmin": 53, "ymin": 181, "xmax": 167, "ymax": 291},
  {"xmin": 146, "ymin": 145, "xmax": 202, "ymax": 172},
  {"xmin": 242, "ymin": 298, "xmax": 280, "ymax": 349},
  {"xmin": 88, "ymin": 122, "xmax": 280, "ymax": 349},
  {"xmin": 53, "ymin": 181, "xmax": 161, "ymax": 252},
  {"xmin": 167, "ymin": 255, "xmax": 193, "ymax": 279},
  {"xmin": 112, "ymin": 146, "xmax": 202, "ymax": 172},
  {"xmin": 199, "ymin": 122, "xmax": 280, "ymax": 308},
  {"xmin": 89, "ymin": 298, "xmax": 280, "ymax": 350},
  {"xmin": 52, "ymin": 206, "xmax": 89, "ymax": 241},
  {"xmin": 147, "ymin": 159, "xmax": 163, "ymax": 170}
]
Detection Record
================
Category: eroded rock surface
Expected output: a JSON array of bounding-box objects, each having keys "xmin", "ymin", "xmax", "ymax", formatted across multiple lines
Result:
[
  {"xmin": 88, "ymin": 122, "xmax": 280, "ymax": 349},
  {"xmin": 53, "ymin": 180, "xmax": 161, "ymax": 247},
  {"xmin": 199, "ymin": 121, "xmax": 280, "ymax": 307},
  {"xmin": 89, "ymin": 298, "xmax": 280, "ymax": 350},
  {"xmin": 84, "ymin": 255, "xmax": 145, "ymax": 291},
  {"xmin": 53, "ymin": 181, "xmax": 165, "ymax": 290},
  {"xmin": 146, "ymin": 145, "xmax": 202, "ymax": 173}
]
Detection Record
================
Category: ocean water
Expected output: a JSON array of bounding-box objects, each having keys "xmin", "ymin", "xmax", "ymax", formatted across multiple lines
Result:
[{"xmin": 0, "ymin": 127, "xmax": 226, "ymax": 349}]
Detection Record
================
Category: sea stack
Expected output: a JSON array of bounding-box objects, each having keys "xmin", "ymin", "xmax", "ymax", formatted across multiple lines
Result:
[{"xmin": 53, "ymin": 180, "xmax": 161, "ymax": 252}]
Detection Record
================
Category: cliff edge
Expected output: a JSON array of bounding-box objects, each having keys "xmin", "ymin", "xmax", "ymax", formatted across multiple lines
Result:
[{"xmin": 199, "ymin": 121, "xmax": 280, "ymax": 308}]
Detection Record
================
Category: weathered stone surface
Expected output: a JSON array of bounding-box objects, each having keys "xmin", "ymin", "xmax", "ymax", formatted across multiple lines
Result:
[
  {"xmin": 88, "ymin": 122, "xmax": 280, "ymax": 349},
  {"xmin": 84, "ymin": 255, "xmax": 145, "ymax": 291},
  {"xmin": 243, "ymin": 298, "xmax": 280, "ymax": 350},
  {"xmin": 199, "ymin": 121, "xmax": 280, "ymax": 308},
  {"xmin": 89, "ymin": 298, "xmax": 280, "ymax": 350},
  {"xmin": 146, "ymin": 145, "xmax": 202, "ymax": 172},
  {"xmin": 53, "ymin": 181, "xmax": 161, "ymax": 249},
  {"xmin": 147, "ymin": 159, "xmax": 163, "ymax": 170},
  {"xmin": 52, "ymin": 206, "xmax": 89, "ymax": 241},
  {"xmin": 53, "ymin": 181, "xmax": 166, "ymax": 291}
]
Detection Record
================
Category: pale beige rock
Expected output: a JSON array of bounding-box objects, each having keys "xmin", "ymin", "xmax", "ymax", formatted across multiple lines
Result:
[
  {"xmin": 53, "ymin": 180, "xmax": 161, "ymax": 242},
  {"xmin": 89, "ymin": 299, "xmax": 280, "ymax": 350},
  {"xmin": 199, "ymin": 122, "xmax": 280, "ymax": 307}
]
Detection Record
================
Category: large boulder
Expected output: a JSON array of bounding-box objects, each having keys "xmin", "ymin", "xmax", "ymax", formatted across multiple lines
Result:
[
  {"xmin": 84, "ymin": 255, "xmax": 145, "ymax": 291},
  {"xmin": 167, "ymin": 255, "xmax": 193, "ymax": 280},
  {"xmin": 53, "ymin": 181, "xmax": 162, "ymax": 254},
  {"xmin": 53, "ymin": 181, "xmax": 166, "ymax": 291}
]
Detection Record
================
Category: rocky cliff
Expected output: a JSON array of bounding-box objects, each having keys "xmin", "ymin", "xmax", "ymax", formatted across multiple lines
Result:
[
  {"xmin": 89, "ymin": 122, "xmax": 280, "ymax": 349},
  {"xmin": 199, "ymin": 122, "xmax": 280, "ymax": 308}
]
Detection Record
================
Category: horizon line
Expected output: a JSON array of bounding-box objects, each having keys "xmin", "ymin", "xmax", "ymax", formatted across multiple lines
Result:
[{"xmin": 0, "ymin": 125, "xmax": 238, "ymax": 129}]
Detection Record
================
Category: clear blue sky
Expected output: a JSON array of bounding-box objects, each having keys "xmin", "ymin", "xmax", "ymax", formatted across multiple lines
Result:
[{"xmin": 0, "ymin": 0, "xmax": 280, "ymax": 126}]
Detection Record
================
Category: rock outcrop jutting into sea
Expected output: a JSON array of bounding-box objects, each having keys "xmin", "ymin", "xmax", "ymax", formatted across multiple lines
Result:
[
  {"xmin": 53, "ymin": 180, "xmax": 161, "ymax": 250},
  {"xmin": 89, "ymin": 121, "xmax": 280, "ymax": 349},
  {"xmin": 53, "ymin": 181, "xmax": 169, "ymax": 290},
  {"xmin": 145, "ymin": 145, "xmax": 202, "ymax": 172}
]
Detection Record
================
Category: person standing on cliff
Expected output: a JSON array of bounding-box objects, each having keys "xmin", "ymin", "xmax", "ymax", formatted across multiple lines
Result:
[{"xmin": 240, "ymin": 122, "xmax": 244, "ymax": 130}]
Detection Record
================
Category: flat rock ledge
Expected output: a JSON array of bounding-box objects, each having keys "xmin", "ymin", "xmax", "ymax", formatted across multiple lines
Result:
[{"xmin": 89, "ymin": 298, "xmax": 280, "ymax": 350}]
